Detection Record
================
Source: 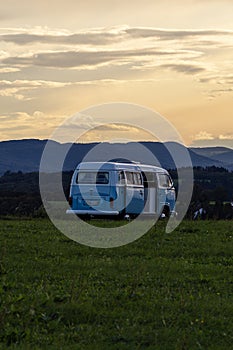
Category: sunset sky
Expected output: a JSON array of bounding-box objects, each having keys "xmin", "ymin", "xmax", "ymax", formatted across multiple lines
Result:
[{"xmin": 0, "ymin": 0, "xmax": 233, "ymax": 147}]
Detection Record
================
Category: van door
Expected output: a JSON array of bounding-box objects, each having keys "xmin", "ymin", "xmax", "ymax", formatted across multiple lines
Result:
[
  {"xmin": 75, "ymin": 171, "xmax": 111, "ymax": 210},
  {"xmin": 142, "ymin": 171, "xmax": 157, "ymax": 214},
  {"xmin": 125, "ymin": 171, "xmax": 144, "ymax": 214}
]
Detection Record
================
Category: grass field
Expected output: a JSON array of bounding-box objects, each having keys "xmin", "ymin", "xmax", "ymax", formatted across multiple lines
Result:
[{"xmin": 0, "ymin": 218, "xmax": 233, "ymax": 349}]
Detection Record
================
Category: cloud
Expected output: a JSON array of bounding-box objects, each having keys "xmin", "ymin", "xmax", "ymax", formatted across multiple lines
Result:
[
  {"xmin": 219, "ymin": 134, "xmax": 233, "ymax": 140},
  {"xmin": 0, "ymin": 79, "xmax": 70, "ymax": 88},
  {"xmin": 0, "ymin": 67, "xmax": 20, "ymax": 73},
  {"xmin": 197, "ymin": 73, "xmax": 233, "ymax": 97},
  {"xmin": 193, "ymin": 131, "xmax": 215, "ymax": 141},
  {"xmin": 1, "ymin": 27, "xmax": 232, "ymax": 46},
  {"xmin": 60, "ymin": 119, "xmax": 152, "ymax": 143},
  {"xmin": 62, "ymin": 114, "xmax": 142, "ymax": 132},
  {"xmin": 2, "ymin": 47, "xmax": 203, "ymax": 70},
  {"xmin": 125, "ymin": 27, "xmax": 233, "ymax": 40},
  {"xmin": 0, "ymin": 31, "xmax": 125, "ymax": 46},
  {"xmin": 191, "ymin": 138, "xmax": 233, "ymax": 149},
  {"xmin": 161, "ymin": 63, "xmax": 206, "ymax": 75},
  {"xmin": 0, "ymin": 78, "xmax": 135, "ymax": 100},
  {"xmin": 96, "ymin": 124, "xmax": 140, "ymax": 132},
  {"xmin": 211, "ymin": 87, "xmax": 233, "ymax": 95},
  {"xmin": 62, "ymin": 114, "xmax": 97, "ymax": 130},
  {"xmin": 191, "ymin": 132, "xmax": 233, "ymax": 149},
  {"xmin": 0, "ymin": 79, "xmax": 72, "ymax": 100},
  {"xmin": 198, "ymin": 74, "xmax": 233, "ymax": 85},
  {"xmin": 220, "ymin": 75, "xmax": 233, "ymax": 84},
  {"xmin": 1, "ymin": 26, "xmax": 228, "ymax": 83},
  {"xmin": 0, "ymin": 111, "xmax": 66, "ymax": 140},
  {"xmin": 1, "ymin": 110, "xmax": 141, "ymax": 142},
  {"xmin": 0, "ymin": 25, "xmax": 232, "ymax": 101}
]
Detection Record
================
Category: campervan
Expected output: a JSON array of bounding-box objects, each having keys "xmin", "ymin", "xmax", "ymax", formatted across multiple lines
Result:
[{"xmin": 66, "ymin": 161, "xmax": 176, "ymax": 218}]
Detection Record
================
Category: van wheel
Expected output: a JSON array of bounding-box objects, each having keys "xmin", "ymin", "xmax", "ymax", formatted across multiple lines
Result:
[
  {"xmin": 161, "ymin": 206, "xmax": 170, "ymax": 218},
  {"xmin": 77, "ymin": 214, "xmax": 90, "ymax": 221},
  {"xmin": 118, "ymin": 209, "xmax": 126, "ymax": 219}
]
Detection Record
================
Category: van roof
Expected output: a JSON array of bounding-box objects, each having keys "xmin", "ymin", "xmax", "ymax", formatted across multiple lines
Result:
[{"xmin": 76, "ymin": 161, "xmax": 167, "ymax": 173}]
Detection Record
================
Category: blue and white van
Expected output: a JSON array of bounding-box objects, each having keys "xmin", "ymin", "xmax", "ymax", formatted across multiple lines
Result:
[{"xmin": 66, "ymin": 161, "xmax": 176, "ymax": 218}]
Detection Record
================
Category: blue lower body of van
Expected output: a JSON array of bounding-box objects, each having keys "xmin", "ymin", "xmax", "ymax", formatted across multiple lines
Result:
[
  {"xmin": 67, "ymin": 183, "xmax": 120, "ymax": 216},
  {"xmin": 66, "ymin": 183, "xmax": 144, "ymax": 216}
]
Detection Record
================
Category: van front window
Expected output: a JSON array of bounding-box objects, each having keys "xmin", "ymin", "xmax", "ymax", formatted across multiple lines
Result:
[
  {"xmin": 76, "ymin": 171, "xmax": 109, "ymax": 184},
  {"xmin": 158, "ymin": 174, "xmax": 173, "ymax": 188}
]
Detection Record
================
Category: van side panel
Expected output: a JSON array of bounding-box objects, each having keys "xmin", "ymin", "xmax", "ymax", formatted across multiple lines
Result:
[
  {"xmin": 125, "ymin": 186, "xmax": 144, "ymax": 214},
  {"xmin": 124, "ymin": 171, "xmax": 144, "ymax": 214}
]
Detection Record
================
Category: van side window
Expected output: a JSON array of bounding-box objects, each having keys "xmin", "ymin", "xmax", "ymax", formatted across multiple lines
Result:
[
  {"xmin": 118, "ymin": 171, "xmax": 125, "ymax": 184},
  {"xmin": 125, "ymin": 172, "xmax": 134, "ymax": 184},
  {"xmin": 158, "ymin": 174, "xmax": 173, "ymax": 188},
  {"xmin": 142, "ymin": 172, "xmax": 157, "ymax": 187},
  {"xmin": 125, "ymin": 171, "xmax": 142, "ymax": 185},
  {"xmin": 133, "ymin": 172, "xmax": 142, "ymax": 185},
  {"xmin": 77, "ymin": 171, "xmax": 109, "ymax": 184},
  {"xmin": 96, "ymin": 172, "xmax": 109, "ymax": 184}
]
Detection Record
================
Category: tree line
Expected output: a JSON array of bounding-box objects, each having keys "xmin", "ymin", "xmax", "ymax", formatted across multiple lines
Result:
[
  {"xmin": 0, "ymin": 167, "xmax": 233, "ymax": 219},
  {"xmin": 169, "ymin": 166, "xmax": 233, "ymax": 220}
]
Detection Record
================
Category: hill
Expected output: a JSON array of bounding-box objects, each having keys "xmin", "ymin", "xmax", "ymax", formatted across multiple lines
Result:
[
  {"xmin": 0, "ymin": 139, "xmax": 232, "ymax": 174},
  {"xmin": 190, "ymin": 146, "xmax": 233, "ymax": 166}
]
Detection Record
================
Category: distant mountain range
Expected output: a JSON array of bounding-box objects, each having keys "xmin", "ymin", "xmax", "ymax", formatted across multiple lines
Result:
[{"xmin": 0, "ymin": 139, "xmax": 232, "ymax": 175}]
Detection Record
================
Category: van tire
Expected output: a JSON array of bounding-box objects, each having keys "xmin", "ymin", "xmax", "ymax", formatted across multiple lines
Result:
[
  {"xmin": 161, "ymin": 206, "xmax": 170, "ymax": 218},
  {"xmin": 77, "ymin": 214, "xmax": 90, "ymax": 221},
  {"xmin": 118, "ymin": 209, "xmax": 126, "ymax": 219}
]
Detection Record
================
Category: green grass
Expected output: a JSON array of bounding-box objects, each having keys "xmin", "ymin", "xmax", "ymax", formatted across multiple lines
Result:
[{"xmin": 0, "ymin": 218, "xmax": 233, "ymax": 349}]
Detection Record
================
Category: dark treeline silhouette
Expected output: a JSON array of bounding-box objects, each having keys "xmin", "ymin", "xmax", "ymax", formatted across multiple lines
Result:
[
  {"xmin": 0, "ymin": 167, "xmax": 233, "ymax": 219},
  {"xmin": 0, "ymin": 171, "xmax": 72, "ymax": 217},
  {"xmin": 170, "ymin": 166, "xmax": 233, "ymax": 220}
]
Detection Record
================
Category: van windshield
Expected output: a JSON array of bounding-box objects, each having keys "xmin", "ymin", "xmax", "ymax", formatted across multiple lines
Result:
[
  {"xmin": 158, "ymin": 174, "xmax": 173, "ymax": 188},
  {"xmin": 76, "ymin": 171, "xmax": 109, "ymax": 184}
]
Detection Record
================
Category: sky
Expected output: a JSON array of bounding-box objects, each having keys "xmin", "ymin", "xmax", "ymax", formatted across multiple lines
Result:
[{"xmin": 0, "ymin": 0, "xmax": 233, "ymax": 148}]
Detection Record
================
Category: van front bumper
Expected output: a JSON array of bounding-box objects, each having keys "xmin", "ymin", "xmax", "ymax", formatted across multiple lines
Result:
[{"xmin": 66, "ymin": 209, "xmax": 119, "ymax": 215}]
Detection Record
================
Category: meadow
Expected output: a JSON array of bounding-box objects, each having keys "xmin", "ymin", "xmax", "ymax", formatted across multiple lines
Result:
[{"xmin": 0, "ymin": 218, "xmax": 233, "ymax": 349}]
